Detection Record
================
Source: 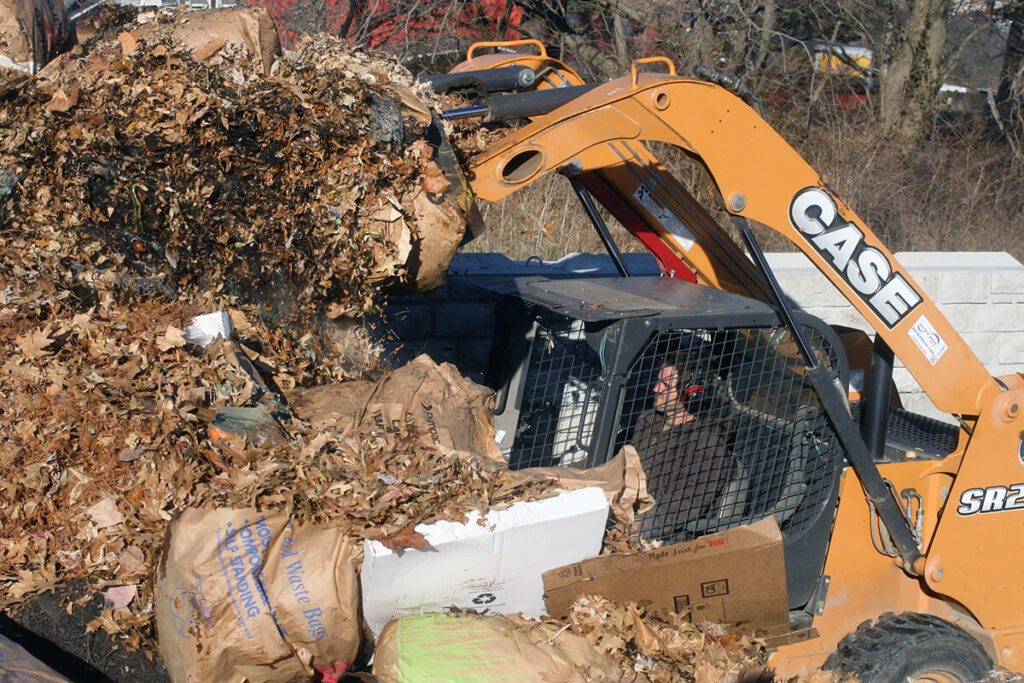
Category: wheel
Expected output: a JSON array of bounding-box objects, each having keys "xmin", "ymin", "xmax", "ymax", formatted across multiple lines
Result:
[{"xmin": 823, "ymin": 612, "xmax": 993, "ymax": 683}]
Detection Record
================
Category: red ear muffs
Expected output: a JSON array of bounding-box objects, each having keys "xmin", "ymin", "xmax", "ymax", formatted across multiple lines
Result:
[{"xmin": 683, "ymin": 383, "xmax": 711, "ymax": 415}]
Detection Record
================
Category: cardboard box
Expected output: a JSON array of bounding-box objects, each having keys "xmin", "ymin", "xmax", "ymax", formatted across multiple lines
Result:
[
  {"xmin": 543, "ymin": 517, "xmax": 788, "ymax": 633},
  {"xmin": 361, "ymin": 487, "xmax": 609, "ymax": 636}
]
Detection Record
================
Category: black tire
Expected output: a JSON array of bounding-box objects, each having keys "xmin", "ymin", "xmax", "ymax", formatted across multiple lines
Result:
[{"xmin": 823, "ymin": 612, "xmax": 993, "ymax": 683}]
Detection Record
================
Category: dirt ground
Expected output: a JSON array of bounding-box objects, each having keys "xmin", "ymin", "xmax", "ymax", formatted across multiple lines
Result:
[{"xmin": 2, "ymin": 583, "xmax": 168, "ymax": 682}]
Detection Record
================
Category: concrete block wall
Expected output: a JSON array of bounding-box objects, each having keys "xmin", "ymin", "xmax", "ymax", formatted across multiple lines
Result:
[
  {"xmin": 769, "ymin": 251, "xmax": 1024, "ymax": 422},
  {"xmin": 374, "ymin": 251, "xmax": 1024, "ymax": 423}
]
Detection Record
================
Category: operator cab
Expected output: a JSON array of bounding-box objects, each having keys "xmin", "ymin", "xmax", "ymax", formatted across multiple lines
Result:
[{"xmin": 478, "ymin": 275, "xmax": 848, "ymax": 620}]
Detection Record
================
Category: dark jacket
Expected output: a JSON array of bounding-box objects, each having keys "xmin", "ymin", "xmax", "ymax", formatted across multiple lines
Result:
[{"xmin": 631, "ymin": 410, "xmax": 736, "ymax": 542}]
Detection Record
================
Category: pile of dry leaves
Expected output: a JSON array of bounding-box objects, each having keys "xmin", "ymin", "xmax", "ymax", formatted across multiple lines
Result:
[
  {"xmin": 565, "ymin": 596, "xmax": 769, "ymax": 682},
  {"xmin": 0, "ymin": 295, "xmax": 554, "ymax": 645},
  {"xmin": 1, "ymin": 4, "xmax": 459, "ymax": 338},
  {"xmin": 0, "ymin": 8, "xmax": 805, "ymax": 682},
  {"xmin": 433, "ymin": 596, "xmax": 772, "ymax": 683},
  {"xmin": 433, "ymin": 597, "xmax": 853, "ymax": 683},
  {"xmin": 0, "ymin": 2, "xmax": 532, "ymax": 649}
]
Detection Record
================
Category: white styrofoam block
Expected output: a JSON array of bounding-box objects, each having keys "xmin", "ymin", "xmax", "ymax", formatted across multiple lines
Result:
[
  {"xmin": 995, "ymin": 306, "xmax": 1024, "ymax": 333},
  {"xmin": 951, "ymin": 304, "xmax": 1024, "ymax": 333},
  {"xmin": 770, "ymin": 267, "xmax": 825, "ymax": 285},
  {"xmin": 360, "ymin": 487, "xmax": 609, "ymax": 636},
  {"xmin": 892, "ymin": 368, "xmax": 922, "ymax": 395},
  {"xmin": 819, "ymin": 307, "xmax": 870, "ymax": 330},
  {"xmin": 960, "ymin": 333, "xmax": 1001, "ymax": 370},
  {"xmin": 183, "ymin": 311, "xmax": 233, "ymax": 346},
  {"xmin": 783, "ymin": 281, "xmax": 850, "ymax": 309},
  {"xmin": 800, "ymin": 308, "xmax": 866, "ymax": 333},
  {"xmin": 764, "ymin": 252, "xmax": 815, "ymax": 270},
  {"xmin": 940, "ymin": 304, "xmax": 978, "ymax": 333},
  {"xmin": 897, "ymin": 390, "xmax": 926, "ymax": 410},
  {"xmin": 990, "ymin": 292, "xmax": 1024, "ymax": 304}
]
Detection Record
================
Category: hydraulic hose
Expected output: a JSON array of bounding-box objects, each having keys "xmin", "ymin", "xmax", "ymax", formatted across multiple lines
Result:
[
  {"xmin": 421, "ymin": 66, "xmax": 537, "ymax": 95},
  {"xmin": 693, "ymin": 65, "xmax": 765, "ymax": 117},
  {"xmin": 484, "ymin": 83, "xmax": 602, "ymax": 122}
]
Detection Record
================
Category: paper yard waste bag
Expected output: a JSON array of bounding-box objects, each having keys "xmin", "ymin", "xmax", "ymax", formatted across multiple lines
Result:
[
  {"xmin": 290, "ymin": 354, "xmax": 503, "ymax": 460},
  {"xmin": 136, "ymin": 6, "xmax": 280, "ymax": 74},
  {"xmin": 0, "ymin": 0, "xmax": 73, "ymax": 73},
  {"xmin": 370, "ymin": 186, "xmax": 466, "ymax": 293},
  {"xmin": 0, "ymin": 634, "xmax": 71, "ymax": 682},
  {"xmin": 372, "ymin": 613, "xmax": 622, "ymax": 682},
  {"xmin": 155, "ymin": 509, "xmax": 360, "ymax": 683}
]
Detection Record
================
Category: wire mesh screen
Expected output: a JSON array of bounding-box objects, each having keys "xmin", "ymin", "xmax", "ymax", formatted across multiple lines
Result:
[
  {"xmin": 505, "ymin": 309, "xmax": 604, "ymax": 469},
  {"xmin": 618, "ymin": 326, "xmax": 842, "ymax": 545}
]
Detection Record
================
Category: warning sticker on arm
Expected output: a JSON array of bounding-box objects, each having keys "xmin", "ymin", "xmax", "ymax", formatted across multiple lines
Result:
[{"xmin": 908, "ymin": 315, "xmax": 948, "ymax": 365}]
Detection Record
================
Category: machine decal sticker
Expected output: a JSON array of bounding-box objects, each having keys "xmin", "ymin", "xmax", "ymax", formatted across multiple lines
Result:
[
  {"xmin": 634, "ymin": 184, "xmax": 696, "ymax": 251},
  {"xmin": 908, "ymin": 315, "xmax": 948, "ymax": 365},
  {"xmin": 956, "ymin": 484, "xmax": 1024, "ymax": 515},
  {"xmin": 789, "ymin": 187, "xmax": 922, "ymax": 328}
]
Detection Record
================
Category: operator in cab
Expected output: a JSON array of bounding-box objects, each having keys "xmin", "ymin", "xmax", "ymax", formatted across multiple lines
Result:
[{"xmin": 631, "ymin": 356, "xmax": 737, "ymax": 542}]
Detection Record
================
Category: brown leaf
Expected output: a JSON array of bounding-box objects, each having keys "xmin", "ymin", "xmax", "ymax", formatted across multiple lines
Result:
[
  {"xmin": 377, "ymin": 526, "xmax": 432, "ymax": 551},
  {"xmin": 17, "ymin": 326, "xmax": 54, "ymax": 358},
  {"xmin": 156, "ymin": 325, "xmax": 186, "ymax": 352},
  {"xmin": 118, "ymin": 545, "xmax": 147, "ymax": 576},
  {"xmin": 8, "ymin": 569, "xmax": 47, "ymax": 600},
  {"xmin": 70, "ymin": 312, "xmax": 94, "ymax": 334},
  {"xmin": 201, "ymin": 447, "xmax": 233, "ymax": 474},
  {"xmin": 694, "ymin": 660, "xmax": 732, "ymax": 683},
  {"xmin": 326, "ymin": 302, "xmax": 348, "ymax": 319},
  {"xmin": 86, "ymin": 609, "xmax": 122, "ymax": 635},
  {"xmin": 119, "ymin": 31, "xmax": 139, "ymax": 57},
  {"xmin": 630, "ymin": 604, "xmax": 667, "ymax": 655},
  {"xmin": 104, "ymin": 584, "xmax": 137, "ymax": 609},
  {"xmin": 87, "ymin": 497, "xmax": 124, "ymax": 529},
  {"xmin": 421, "ymin": 161, "xmax": 451, "ymax": 194},
  {"xmin": 227, "ymin": 308, "xmax": 257, "ymax": 336},
  {"xmin": 379, "ymin": 485, "xmax": 410, "ymax": 503},
  {"xmin": 45, "ymin": 85, "xmax": 79, "ymax": 112}
]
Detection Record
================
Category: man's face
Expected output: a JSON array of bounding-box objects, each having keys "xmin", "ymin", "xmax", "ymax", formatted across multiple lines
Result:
[{"xmin": 653, "ymin": 365, "xmax": 681, "ymax": 413}]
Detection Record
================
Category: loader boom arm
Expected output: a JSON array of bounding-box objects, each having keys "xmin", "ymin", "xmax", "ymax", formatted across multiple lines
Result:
[{"xmin": 460, "ymin": 70, "xmax": 999, "ymax": 417}]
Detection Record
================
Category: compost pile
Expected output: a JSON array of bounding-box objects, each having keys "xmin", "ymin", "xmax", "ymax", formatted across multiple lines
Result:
[
  {"xmin": 560, "ymin": 595, "xmax": 850, "ymax": 682},
  {"xmin": 392, "ymin": 597, "xmax": 775, "ymax": 683},
  {"xmin": 0, "ymin": 3, "xmax": 547, "ymax": 647},
  {"xmin": 0, "ymin": 299, "xmax": 551, "ymax": 643},
  {"xmin": 0, "ymin": 6, "xmax": 449, "ymax": 331},
  {"xmin": 0, "ymin": 7, "xmax": 798, "ymax": 681},
  {"xmin": 566, "ymin": 596, "xmax": 769, "ymax": 682}
]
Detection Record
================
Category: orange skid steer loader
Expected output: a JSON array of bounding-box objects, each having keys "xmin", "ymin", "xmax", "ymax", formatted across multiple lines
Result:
[{"xmin": 415, "ymin": 41, "xmax": 1023, "ymax": 681}]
